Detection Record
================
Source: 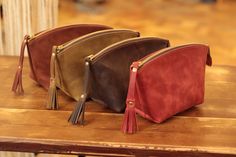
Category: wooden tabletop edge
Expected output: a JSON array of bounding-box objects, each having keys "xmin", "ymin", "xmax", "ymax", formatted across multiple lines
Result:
[
  {"xmin": 1, "ymin": 108, "xmax": 236, "ymax": 121},
  {"xmin": 0, "ymin": 136, "xmax": 235, "ymax": 155}
]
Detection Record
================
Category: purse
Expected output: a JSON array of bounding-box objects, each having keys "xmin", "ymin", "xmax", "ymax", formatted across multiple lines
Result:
[
  {"xmin": 12, "ymin": 24, "xmax": 112, "ymax": 94},
  {"xmin": 69, "ymin": 37, "xmax": 170, "ymax": 124},
  {"xmin": 47, "ymin": 29, "xmax": 140, "ymax": 109},
  {"xmin": 121, "ymin": 44, "xmax": 212, "ymax": 134}
]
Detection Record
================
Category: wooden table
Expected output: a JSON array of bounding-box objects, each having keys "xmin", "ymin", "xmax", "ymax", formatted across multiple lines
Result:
[{"xmin": 0, "ymin": 56, "xmax": 235, "ymax": 157}]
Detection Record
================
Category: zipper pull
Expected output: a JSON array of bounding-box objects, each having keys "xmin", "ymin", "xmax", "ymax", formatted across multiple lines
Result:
[
  {"xmin": 122, "ymin": 61, "xmax": 140, "ymax": 134},
  {"xmin": 68, "ymin": 93, "xmax": 87, "ymax": 125},
  {"xmin": 47, "ymin": 47, "xmax": 59, "ymax": 110},
  {"xmin": 69, "ymin": 60, "xmax": 91, "ymax": 125},
  {"xmin": 57, "ymin": 45, "xmax": 64, "ymax": 51},
  {"xmin": 12, "ymin": 35, "xmax": 30, "ymax": 94},
  {"xmin": 85, "ymin": 54, "xmax": 94, "ymax": 62}
]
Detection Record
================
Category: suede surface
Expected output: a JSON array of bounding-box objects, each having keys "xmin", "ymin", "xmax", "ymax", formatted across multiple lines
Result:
[
  {"xmin": 90, "ymin": 37, "xmax": 170, "ymax": 112},
  {"xmin": 134, "ymin": 44, "xmax": 211, "ymax": 123},
  {"xmin": 55, "ymin": 29, "xmax": 139, "ymax": 101},
  {"xmin": 27, "ymin": 24, "xmax": 112, "ymax": 89}
]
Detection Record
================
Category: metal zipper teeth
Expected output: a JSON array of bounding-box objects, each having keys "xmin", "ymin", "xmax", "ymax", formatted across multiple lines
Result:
[
  {"xmin": 28, "ymin": 24, "xmax": 106, "ymax": 42},
  {"xmin": 138, "ymin": 43, "xmax": 204, "ymax": 69},
  {"xmin": 28, "ymin": 27, "xmax": 67, "ymax": 41},
  {"xmin": 89, "ymin": 37, "xmax": 160, "ymax": 63},
  {"xmin": 28, "ymin": 30, "xmax": 48, "ymax": 41},
  {"xmin": 56, "ymin": 29, "xmax": 139, "ymax": 56}
]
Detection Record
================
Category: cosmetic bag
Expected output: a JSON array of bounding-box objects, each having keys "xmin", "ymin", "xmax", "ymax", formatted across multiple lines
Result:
[
  {"xmin": 69, "ymin": 37, "xmax": 170, "ymax": 124},
  {"xmin": 122, "ymin": 44, "xmax": 212, "ymax": 134},
  {"xmin": 47, "ymin": 29, "xmax": 140, "ymax": 109},
  {"xmin": 12, "ymin": 24, "xmax": 112, "ymax": 94}
]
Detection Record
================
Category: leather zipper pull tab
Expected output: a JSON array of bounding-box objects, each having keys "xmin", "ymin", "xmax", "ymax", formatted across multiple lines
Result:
[
  {"xmin": 12, "ymin": 35, "xmax": 30, "ymax": 94},
  {"xmin": 122, "ymin": 62, "xmax": 139, "ymax": 134},
  {"xmin": 69, "ymin": 60, "xmax": 91, "ymax": 125},
  {"xmin": 68, "ymin": 93, "xmax": 87, "ymax": 125},
  {"xmin": 47, "ymin": 47, "xmax": 58, "ymax": 110}
]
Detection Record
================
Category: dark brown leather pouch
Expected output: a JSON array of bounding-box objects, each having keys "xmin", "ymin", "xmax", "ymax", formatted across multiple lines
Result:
[{"xmin": 69, "ymin": 37, "xmax": 170, "ymax": 124}]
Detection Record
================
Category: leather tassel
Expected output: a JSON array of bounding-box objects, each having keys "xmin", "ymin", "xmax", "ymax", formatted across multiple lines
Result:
[
  {"xmin": 122, "ymin": 102, "xmax": 137, "ymax": 134},
  {"xmin": 68, "ymin": 94, "xmax": 87, "ymax": 125},
  {"xmin": 68, "ymin": 60, "xmax": 91, "ymax": 125},
  {"xmin": 47, "ymin": 77, "xmax": 58, "ymax": 110},
  {"xmin": 12, "ymin": 35, "xmax": 30, "ymax": 94},
  {"xmin": 12, "ymin": 66, "xmax": 24, "ymax": 94},
  {"xmin": 47, "ymin": 50, "xmax": 59, "ymax": 110},
  {"xmin": 121, "ymin": 62, "xmax": 139, "ymax": 134}
]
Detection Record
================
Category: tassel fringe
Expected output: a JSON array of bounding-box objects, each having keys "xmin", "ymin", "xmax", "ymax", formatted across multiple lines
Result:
[
  {"xmin": 12, "ymin": 66, "xmax": 24, "ymax": 94},
  {"xmin": 122, "ymin": 102, "xmax": 137, "ymax": 134},
  {"xmin": 47, "ymin": 51, "xmax": 58, "ymax": 110},
  {"xmin": 69, "ymin": 60, "xmax": 91, "ymax": 125},
  {"xmin": 12, "ymin": 35, "xmax": 30, "ymax": 94},
  {"xmin": 47, "ymin": 78, "xmax": 58, "ymax": 110},
  {"xmin": 68, "ymin": 94, "xmax": 87, "ymax": 125}
]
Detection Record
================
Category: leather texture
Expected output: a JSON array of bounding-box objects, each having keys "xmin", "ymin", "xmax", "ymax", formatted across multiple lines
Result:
[
  {"xmin": 129, "ymin": 44, "xmax": 212, "ymax": 123},
  {"xmin": 54, "ymin": 29, "xmax": 140, "ymax": 101},
  {"xmin": 26, "ymin": 24, "xmax": 112, "ymax": 89},
  {"xmin": 89, "ymin": 37, "xmax": 170, "ymax": 112}
]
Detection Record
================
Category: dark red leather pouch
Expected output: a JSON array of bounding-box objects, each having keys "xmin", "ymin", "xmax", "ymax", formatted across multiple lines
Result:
[
  {"xmin": 122, "ymin": 44, "xmax": 212, "ymax": 134},
  {"xmin": 12, "ymin": 24, "xmax": 112, "ymax": 94}
]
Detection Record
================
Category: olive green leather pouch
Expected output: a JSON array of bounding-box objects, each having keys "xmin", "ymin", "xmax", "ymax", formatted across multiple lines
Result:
[{"xmin": 47, "ymin": 29, "xmax": 140, "ymax": 109}]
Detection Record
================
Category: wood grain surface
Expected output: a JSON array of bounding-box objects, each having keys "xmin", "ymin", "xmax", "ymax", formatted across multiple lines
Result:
[{"xmin": 0, "ymin": 56, "xmax": 235, "ymax": 156}]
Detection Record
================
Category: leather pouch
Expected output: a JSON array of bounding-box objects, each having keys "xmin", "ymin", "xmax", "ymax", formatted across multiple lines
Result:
[
  {"xmin": 47, "ymin": 29, "xmax": 140, "ymax": 109},
  {"xmin": 12, "ymin": 24, "xmax": 111, "ymax": 94},
  {"xmin": 69, "ymin": 37, "xmax": 170, "ymax": 124},
  {"xmin": 121, "ymin": 44, "xmax": 212, "ymax": 134}
]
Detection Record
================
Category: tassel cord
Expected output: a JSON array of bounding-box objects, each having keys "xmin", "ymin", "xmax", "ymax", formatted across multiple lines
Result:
[
  {"xmin": 47, "ymin": 47, "xmax": 58, "ymax": 109},
  {"xmin": 68, "ymin": 93, "xmax": 87, "ymax": 124},
  {"xmin": 122, "ymin": 62, "xmax": 140, "ymax": 134},
  {"xmin": 69, "ymin": 59, "xmax": 91, "ymax": 125},
  {"xmin": 12, "ymin": 35, "xmax": 30, "ymax": 94}
]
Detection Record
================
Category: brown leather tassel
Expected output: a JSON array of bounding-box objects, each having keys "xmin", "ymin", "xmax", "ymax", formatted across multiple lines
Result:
[
  {"xmin": 68, "ymin": 60, "xmax": 91, "ymax": 125},
  {"xmin": 12, "ymin": 35, "xmax": 30, "ymax": 94},
  {"xmin": 47, "ymin": 50, "xmax": 59, "ymax": 110},
  {"xmin": 12, "ymin": 66, "xmax": 24, "ymax": 94},
  {"xmin": 47, "ymin": 77, "xmax": 58, "ymax": 110},
  {"xmin": 68, "ymin": 94, "xmax": 87, "ymax": 125}
]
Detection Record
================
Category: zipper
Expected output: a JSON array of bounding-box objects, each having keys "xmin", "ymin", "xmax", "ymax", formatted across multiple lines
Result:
[
  {"xmin": 138, "ymin": 43, "xmax": 203, "ymax": 69},
  {"xmin": 89, "ymin": 37, "xmax": 159, "ymax": 63},
  {"xmin": 54, "ymin": 46, "xmax": 63, "ymax": 86},
  {"xmin": 56, "ymin": 29, "xmax": 138, "ymax": 56},
  {"xmin": 56, "ymin": 45, "xmax": 64, "ymax": 52},
  {"xmin": 28, "ymin": 30, "xmax": 47, "ymax": 41},
  {"xmin": 28, "ymin": 26, "xmax": 62, "ymax": 41},
  {"xmin": 28, "ymin": 24, "xmax": 108, "ymax": 42},
  {"xmin": 85, "ymin": 55, "xmax": 94, "ymax": 62}
]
